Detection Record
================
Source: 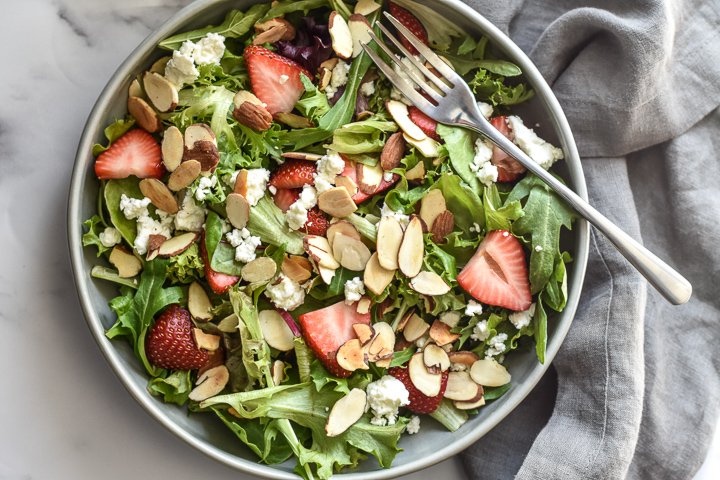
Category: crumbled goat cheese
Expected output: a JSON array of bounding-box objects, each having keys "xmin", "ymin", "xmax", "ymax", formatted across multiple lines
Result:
[
  {"xmin": 134, "ymin": 211, "xmax": 175, "ymax": 255},
  {"xmin": 313, "ymin": 151, "xmax": 345, "ymax": 194},
  {"xmin": 470, "ymin": 319, "xmax": 490, "ymax": 342},
  {"xmin": 165, "ymin": 41, "xmax": 200, "ymax": 86},
  {"xmin": 226, "ymin": 228, "xmax": 261, "ymax": 263},
  {"xmin": 470, "ymin": 138, "xmax": 498, "ymax": 187},
  {"xmin": 477, "ymin": 101, "xmax": 494, "ymax": 119},
  {"xmin": 380, "ymin": 203, "xmax": 410, "ymax": 229},
  {"xmin": 406, "ymin": 416, "xmax": 421, "ymax": 435},
  {"xmin": 507, "ymin": 115, "xmax": 564, "ymax": 169},
  {"xmin": 469, "ymin": 222, "xmax": 482, "ymax": 233},
  {"xmin": 268, "ymin": 185, "xmax": 277, "ymax": 195},
  {"xmin": 485, "ymin": 333, "xmax": 508, "ymax": 358},
  {"xmin": 245, "ymin": 168, "xmax": 271, "ymax": 206},
  {"xmin": 119, "ymin": 195, "xmax": 151, "ymax": 219},
  {"xmin": 192, "ymin": 33, "xmax": 226, "ymax": 65},
  {"xmin": 509, "ymin": 303, "xmax": 536, "ymax": 330},
  {"xmin": 195, "ymin": 175, "xmax": 217, "ymax": 202},
  {"xmin": 99, "ymin": 227, "xmax": 121, "ymax": 248},
  {"xmin": 174, "ymin": 193, "xmax": 206, "ymax": 232},
  {"xmin": 366, "ymin": 375, "xmax": 410, "ymax": 426},
  {"xmin": 383, "ymin": 171, "xmax": 394, "ymax": 182},
  {"xmin": 360, "ymin": 80, "xmax": 376, "ymax": 97},
  {"xmin": 265, "ymin": 274, "xmax": 306, "ymax": 311},
  {"xmin": 286, "ymin": 185, "xmax": 318, "ymax": 231},
  {"xmin": 465, "ymin": 300, "xmax": 483, "ymax": 317},
  {"xmin": 344, "ymin": 277, "xmax": 365, "ymax": 304},
  {"xmin": 324, "ymin": 61, "xmax": 351, "ymax": 98}
]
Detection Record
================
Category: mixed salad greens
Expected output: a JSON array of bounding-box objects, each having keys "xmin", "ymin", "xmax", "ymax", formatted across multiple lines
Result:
[{"xmin": 82, "ymin": 0, "xmax": 575, "ymax": 477}]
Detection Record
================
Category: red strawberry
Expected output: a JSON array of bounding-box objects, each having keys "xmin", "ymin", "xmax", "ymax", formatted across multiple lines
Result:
[
  {"xmin": 339, "ymin": 157, "xmax": 398, "ymax": 204},
  {"xmin": 244, "ymin": 45, "xmax": 311, "ymax": 114},
  {"xmin": 302, "ymin": 208, "xmax": 329, "ymax": 236},
  {"xmin": 388, "ymin": 366, "xmax": 449, "ymax": 414},
  {"xmin": 298, "ymin": 300, "xmax": 371, "ymax": 377},
  {"xmin": 94, "ymin": 129, "xmax": 164, "ymax": 180},
  {"xmin": 457, "ymin": 230, "xmax": 532, "ymax": 311},
  {"xmin": 273, "ymin": 188, "xmax": 301, "ymax": 212},
  {"xmin": 200, "ymin": 233, "xmax": 240, "ymax": 295},
  {"xmin": 269, "ymin": 160, "xmax": 317, "ymax": 189},
  {"xmin": 146, "ymin": 304, "xmax": 210, "ymax": 370},
  {"xmin": 408, "ymin": 107, "xmax": 440, "ymax": 141},
  {"xmin": 490, "ymin": 116, "xmax": 526, "ymax": 182},
  {"xmin": 388, "ymin": 1, "xmax": 429, "ymax": 54}
]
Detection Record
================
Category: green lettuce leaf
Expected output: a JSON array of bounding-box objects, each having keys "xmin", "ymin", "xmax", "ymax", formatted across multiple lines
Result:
[
  {"xmin": 248, "ymin": 195, "xmax": 305, "ymax": 255},
  {"xmin": 296, "ymin": 74, "xmax": 331, "ymax": 123},
  {"xmin": 470, "ymin": 68, "xmax": 534, "ymax": 106},
  {"xmin": 432, "ymin": 174, "xmax": 484, "ymax": 231},
  {"xmin": 229, "ymin": 288, "xmax": 274, "ymax": 388},
  {"xmin": 166, "ymin": 243, "xmax": 205, "ymax": 284},
  {"xmin": 429, "ymin": 399, "xmax": 468, "ymax": 431},
  {"xmin": 82, "ymin": 215, "xmax": 111, "ymax": 257},
  {"xmin": 90, "ymin": 266, "xmax": 139, "ymax": 289},
  {"xmin": 436, "ymin": 124, "xmax": 482, "ymax": 193},
  {"xmin": 213, "ymin": 409, "xmax": 295, "ymax": 465},
  {"xmin": 483, "ymin": 183, "xmax": 523, "ymax": 231},
  {"xmin": 92, "ymin": 117, "xmax": 135, "ymax": 156},
  {"xmin": 325, "ymin": 118, "xmax": 397, "ymax": 154},
  {"xmin": 148, "ymin": 370, "xmax": 192, "ymax": 405},
  {"xmin": 391, "ymin": 0, "xmax": 465, "ymax": 50},
  {"xmin": 104, "ymin": 177, "xmax": 143, "ymax": 245},
  {"xmin": 169, "ymin": 86, "xmax": 237, "ymax": 150},
  {"xmin": 261, "ymin": 0, "xmax": 329, "ymax": 21}
]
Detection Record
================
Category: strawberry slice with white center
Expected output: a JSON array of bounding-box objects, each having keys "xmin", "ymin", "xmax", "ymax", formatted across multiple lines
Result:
[
  {"xmin": 388, "ymin": 1, "xmax": 429, "ymax": 54},
  {"xmin": 243, "ymin": 45, "xmax": 311, "ymax": 115},
  {"xmin": 457, "ymin": 230, "xmax": 532, "ymax": 311},
  {"xmin": 490, "ymin": 116, "xmax": 526, "ymax": 182},
  {"xmin": 298, "ymin": 300, "xmax": 371, "ymax": 378},
  {"xmin": 94, "ymin": 129, "xmax": 164, "ymax": 180}
]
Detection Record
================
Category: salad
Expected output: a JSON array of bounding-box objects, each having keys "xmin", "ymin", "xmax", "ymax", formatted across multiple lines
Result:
[{"xmin": 81, "ymin": 0, "xmax": 575, "ymax": 477}]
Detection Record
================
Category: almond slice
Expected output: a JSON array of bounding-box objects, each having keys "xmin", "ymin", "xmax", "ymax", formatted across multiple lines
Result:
[
  {"xmin": 332, "ymin": 233, "xmax": 371, "ymax": 271},
  {"xmin": 439, "ymin": 311, "xmax": 462, "ymax": 328},
  {"xmin": 404, "ymin": 134, "xmax": 441, "ymax": 158},
  {"xmin": 337, "ymin": 338, "xmax": 369, "ymax": 372},
  {"xmin": 348, "ymin": 14, "xmax": 372, "ymax": 58},
  {"xmin": 188, "ymin": 281, "xmax": 213, "ymax": 322},
  {"xmin": 326, "ymin": 388, "xmax": 367, "ymax": 437},
  {"xmin": 226, "ymin": 193, "xmax": 250, "ymax": 229},
  {"xmin": 363, "ymin": 252, "xmax": 395, "ymax": 296},
  {"xmin": 253, "ymin": 20, "xmax": 295, "ymax": 45},
  {"xmin": 445, "ymin": 371, "xmax": 483, "ymax": 401},
  {"xmin": 387, "ymin": 100, "xmax": 426, "ymax": 141},
  {"xmin": 143, "ymin": 71, "xmax": 179, "ymax": 112},
  {"xmin": 356, "ymin": 297, "xmax": 372, "ymax": 315},
  {"xmin": 259, "ymin": 310, "xmax": 295, "ymax": 352},
  {"xmin": 217, "ymin": 314, "xmax": 239, "ymax": 333},
  {"xmin": 454, "ymin": 396, "xmax": 486, "ymax": 410},
  {"xmin": 139, "ymin": 178, "xmax": 178, "ymax": 214},
  {"xmin": 127, "ymin": 96, "xmax": 161, "ymax": 133},
  {"xmin": 184, "ymin": 123, "xmax": 217, "ymax": 148},
  {"xmin": 431, "ymin": 211, "xmax": 454, "ymax": 243},
  {"xmin": 423, "ymin": 343, "xmax": 451, "ymax": 372},
  {"xmin": 470, "ymin": 359, "xmax": 511, "ymax": 387},
  {"xmin": 272, "ymin": 360, "xmax": 286, "ymax": 386},
  {"xmin": 149, "ymin": 56, "xmax": 171, "ymax": 74},
  {"xmin": 157, "ymin": 232, "xmax": 198, "ymax": 258},
  {"xmin": 327, "ymin": 220, "xmax": 361, "ymax": 248},
  {"xmin": 188, "ymin": 365, "xmax": 229, "ymax": 402},
  {"xmin": 146, "ymin": 234, "xmax": 167, "ymax": 261},
  {"xmin": 161, "ymin": 126, "xmax": 184, "ymax": 172},
  {"xmin": 128, "ymin": 78, "xmax": 144, "ymax": 99},
  {"xmin": 281, "ymin": 255, "xmax": 313, "ymax": 283},
  {"xmin": 408, "ymin": 352, "xmax": 442, "ymax": 397},
  {"xmin": 184, "ymin": 140, "xmax": 220, "ymax": 173},
  {"xmin": 167, "ymin": 160, "xmax": 201, "ymax": 192},
  {"xmin": 398, "ymin": 215, "xmax": 424, "ymax": 278},
  {"xmin": 109, "ymin": 247, "xmax": 142, "ymax": 278},
  {"xmin": 335, "ymin": 174, "xmax": 359, "ymax": 197},
  {"xmin": 366, "ymin": 321, "xmax": 395, "ymax": 361},
  {"xmin": 281, "ymin": 151, "xmax": 324, "ymax": 162},
  {"xmin": 353, "ymin": 323, "xmax": 375, "ymax": 344},
  {"xmin": 233, "ymin": 169, "xmax": 249, "ymax": 196},
  {"xmin": 319, "ymin": 265, "xmax": 337, "ymax": 284},
  {"xmin": 448, "ymin": 351, "xmax": 480, "ymax": 370},
  {"xmin": 405, "ymin": 160, "xmax": 426, "ymax": 183},
  {"xmin": 304, "ymin": 235, "xmax": 340, "ymax": 269},
  {"xmin": 318, "ymin": 187, "xmax": 358, "ymax": 218},
  {"xmin": 419, "ymin": 190, "xmax": 447, "ymax": 232},
  {"xmin": 429, "ymin": 319, "xmax": 461, "ymax": 346},
  {"xmin": 409, "ymin": 271, "xmax": 451, "ymax": 295},
  {"xmin": 376, "ymin": 216, "xmax": 403, "ymax": 270},
  {"xmin": 329, "ymin": 11, "xmax": 353, "ymax": 60},
  {"xmin": 357, "ymin": 162, "xmax": 384, "ymax": 194},
  {"xmin": 192, "ymin": 328, "xmax": 221, "ymax": 352},
  {"xmin": 403, "ymin": 313, "xmax": 430, "ymax": 342},
  {"xmin": 274, "ymin": 112, "xmax": 313, "ymax": 129},
  {"xmin": 241, "ymin": 257, "xmax": 277, "ymax": 283},
  {"xmin": 355, "ymin": 0, "xmax": 381, "ymax": 15}
]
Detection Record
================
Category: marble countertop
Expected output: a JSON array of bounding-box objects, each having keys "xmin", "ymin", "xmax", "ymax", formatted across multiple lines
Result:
[{"xmin": 0, "ymin": 1, "xmax": 716, "ymax": 479}]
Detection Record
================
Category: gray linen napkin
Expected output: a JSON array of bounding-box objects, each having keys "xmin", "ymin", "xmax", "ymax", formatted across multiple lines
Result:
[{"xmin": 459, "ymin": 0, "xmax": 720, "ymax": 478}]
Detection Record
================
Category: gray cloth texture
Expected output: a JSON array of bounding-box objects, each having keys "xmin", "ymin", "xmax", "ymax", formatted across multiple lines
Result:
[{"xmin": 459, "ymin": 0, "xmax": 720, "ymax": 479}]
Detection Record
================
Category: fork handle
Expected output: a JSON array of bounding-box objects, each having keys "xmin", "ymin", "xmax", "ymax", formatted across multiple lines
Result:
[{"xmin": 457, "ymin": 116, "xmax": 692, "ymax": 305}]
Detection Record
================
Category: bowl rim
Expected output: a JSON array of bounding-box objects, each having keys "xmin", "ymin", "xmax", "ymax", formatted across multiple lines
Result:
[{"xmin": 67, "ymin": 0, "xmax": 590, "ymax": 478}]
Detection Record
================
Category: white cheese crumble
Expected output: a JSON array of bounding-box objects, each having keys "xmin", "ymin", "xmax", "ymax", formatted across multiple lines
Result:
[
  {"xmin": 365, "ymin": 375, "xmax": 410, "ymax": 426},
  {"xmin": 226, "ymin": 228, "xmax": 261, "ymax": 263},
  {"xmin": 135, "ymin": 211, "xmax": 175, "ymax": 255},
  {"xmin": 380, "ymin": 203, "xmax": 410, "ymax": 229},
  {"xmin": 485, "ymin": 333, "xmax": 508, "ymax": 358},
  {"xmin": 192, "ymin": 33, "xmax": 226, "ymax": 65},
  {"xmin": 174, "ymin": 193, "xmax": 206, "ymax": 232},
  {"xmin": 313, "ymin": 150, "xmax": 345, "ymax": 194},
  {"xmin": 195, "ymin": 175, "xmax": 218, "ymax": 202},
  {"xmin": 535, "ymin": 245, "xmax": 543, "ymax": 252},
  {"xmin": 477, "ymin": 101, "xmax": 494, "ymax": 119},
  {"xmin": 99, "ymin": 227, "xmax": 121, "ymax": 248},
  {"xmin": 470, "ymin": 137, "xmax": 498, "ymax": 187},
  {"xmin": 265, "ymin": 274, "xmax": 305, "ymax": 311},
  {"xmin": 383, "ymin": 171, "xmax": 394, "ymax": 182},
  {"xmin": 470, "ymin": 319, "xmax": 490, "ymax": 342},
  {"xmin": 469, "ymin": 222, "xmax": 482, "ymax": 233},
  {"xmin": 324, "ymin": 61, "xmax": 351, "ymax": 98},
  {"xmin": 119, "ymin": 195, "xmax": 151, "ymax": 219},
  {"xmin": 344, "ymin": 277, "xmax": 365, "ymax": 304},
  {"xmin": 245, "ymin": 168, "xmax": 271, "ymax": 206},
  {"xmin": 165, "ymin": 41, "xmax": 200, "ymax": 86},
  {"xmin": 406, "ymin": 415, "xmax": 421, "ymax": 435},
  {"xmin": 507, "ymin": 115, "xmax": 564, "ymax": 169},
  {"xmin": 465, "ymin": 300, "xmax": 484, "ymax": 317},
  {"xmin": 360, "ymin": 80, "xmax": 376, "ymax": 97},
  {"xmin": 286, "ymin": 184, "xmax": 318, "ymax": 231},
  {"xmin": 509, "ymin": 303, "xmax": 536, "ymax": 330}
]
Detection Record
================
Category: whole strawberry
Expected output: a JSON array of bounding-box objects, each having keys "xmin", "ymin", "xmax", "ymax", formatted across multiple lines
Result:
[
  {"xmin": 388, "ymin": 366, "xmax": 449, "ymax": 414},
  {"xmin": 146, "ymin": 304, "xmax": 209, "ymax": 370}
]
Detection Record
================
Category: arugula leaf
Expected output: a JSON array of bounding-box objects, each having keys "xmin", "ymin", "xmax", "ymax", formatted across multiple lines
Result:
[
  {"xmin": 389, "ymin": 346, "xmax": 415, "ymax": 367},
  {"xmin": 148, "ymin": 370, "xmax": 192, "ymax": 405},
  {"xmin": 248, "ymin": 195, "xmax": 305, "ymax": 255},
  {"xmin": 436, "ymin": 124, "xmax": 482, "ymax": 193},
  {"xmin": 484, "ymin": 383, "xmax": 511, "ymax": 401},
  {"xmin": 429, "ymin": 399, "xmax": 468, "ymax": 432},
  {"xmin": 296, "ymin": 74, "xmax": 331, "ymax": 123},
  {"xmin": 90, "ymin": 266, "xmax": 139, "ymax": 289},
  {"xmin": 92, "ymin": 117, "xmax": 135, "ymax": 156},
  {"xmin": 82, "ymin": 215, "xmax": 111, "ymax": 257},
  {"xmin": 309, "ymin": 267, "xmax": 356, "ymax": 301},
  {"xmin": 104, "ymin": 177, "xmax": 143, "ymax": 245},
  {"xmin": 534, "ymin": 298, "xmax": 548, "ymax": 364},
  {"xmin": 166, "ymin": 243, "xmax": 205, "ymax": 284},
  {"xmin": 159, "ymin": 4, "xmax": 270, "ymax": 50},
  {"xmin": 542, "ymin": 251, "xmax": 570, "ymax": 312},
  {"xmin": 483, "ymin": 183, "xmax": 523, "ymax": 231},
  {"xmin": 432, "ymin": 174, "xmax": 484, "ymax": 232}
]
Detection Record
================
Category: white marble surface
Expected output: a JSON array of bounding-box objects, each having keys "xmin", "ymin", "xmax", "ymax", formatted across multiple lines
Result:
[{"xmin": 0, "ymin": 1, "xmax": 716, "ymax": 479}]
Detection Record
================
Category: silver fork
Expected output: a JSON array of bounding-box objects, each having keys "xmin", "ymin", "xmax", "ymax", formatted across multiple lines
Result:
[{"xmin": 362, "ymin": 12, "xmax": 692, "ymax": 305}]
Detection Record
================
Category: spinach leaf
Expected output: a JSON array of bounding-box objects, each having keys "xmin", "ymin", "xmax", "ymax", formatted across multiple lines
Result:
[
  {"xmin": 534, "ymin": 298, "xmax": 548, "ymax": 364},
  {"xmin": 436, "ymin": 124, "xmax": 482, "ymax": 193},
  {"xmin": 104, "ymin": 177, "xmax": 143, "ymax": 245},
  {"xmin": 484, "ymin": 383, "xmax": 511, "ymax": 401},
  {"xmin": 483, "ymin": 183, "xmax": 523, "ymax": 231},
  {"xmin": 432, "ymin": 174, "xmax": 484, "ymax": 232}
]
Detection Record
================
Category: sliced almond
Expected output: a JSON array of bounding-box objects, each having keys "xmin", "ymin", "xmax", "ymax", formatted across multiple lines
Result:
[
  {"xmin": 348, "ymin": 14, "xmax": 372, "ymax": 58},
  {"xmin": 396, "ymin": 309, "xmax": 414, "ymax": 332},
  {"xmin": 335, "ymin": 174, "xmax": 359, "ymax": 197},
  {"xmin": 241, "ymin": 257, "xmax": 277, "ymax": 283},
  {"xmin": 448, "ymin": 351, "xmax": 480, "ymax": 370},
  {"xmin": 355, "ymin": 0, "xmax": 381, "ymax": 15},
  {"xmin": 185, "ymin": 123, "xmax": 217, "ymax": 148},
  {"xmin": 404, "ymin": 134, "xmax": 441, "ymax": 158},
  {"xmin": 150, "ymin": 56, "xmax": 171, "ymax": 74},
  {"xmin": 127, "ymin": 96, "xmax": 161, "ymax": 133},
  {"xmin": 327, "ymin": 220, "xmax": 361, "ymax": 247},
  {"xmin": 259, "ymin": 310, "xmax": 295, "ymax": 352},
  {"xmin": 326, "ymin": 388, "xmax": 367, "ymax": 437},
  {"xmin": 376, "ymin": 216, "xmax": 403, "ymax": 270},
  {"xmin": 403, "ymin": 313, "xmax": 430, "ymax": 342},
  {"xmin": 329, "ymin": 11, "xmax": 353, "ymax": 60},
  {"xmin": 188, "ymin": 365, "xmax": 229, "ymax": 402},
  {"xmin": 319, "ymin": 67, "xmax": 333, "ymax": 90},
  {"xmin": 363, "ymin": 252, "xmax": 395, "ymax": 296},
  {"xmin": 157, "ymin": 232, "xmax": 198, "ymax": 257},
  {"xmin": 405, "ymin": 160, "xmax": 426, "ymax": 183},
  {"xmin": 161, "ymin": 126, "xmax": 184, "ymax": 172},
  {"xmin": 439, "ymin": 311, "xmax": 462, "ymax": 328},
  {"xmin": 233, "ymin": 169, "xmax": 249, "ymax": 196},
  {"xmin": 398, "ymin": 215, "xmax": 424, "ymax": 278},
  {"xmin": 109, "ymin": 247, "xmax": 142, "ymax": 278},
  {"xmin": 409, "ymin": 271, "xmax": 451, "ymax": 295},
  {"xmin": 332, "ymin": 233, "xmax": 371, "ymax": 271},
  {"xmin": 253, "ymin": 18, "xmax": 295, "ymax": 44},
  {"xmin": 281, "ymin": 255, "xmax": 313, "ymax": 283},
  {"xmin": 431, "ymin": 211, "xmax": 454, "ymax": 243},
  {"xmin": 336, "ymin": 338, "xmax": 369, "ymax": 372},
  {"xmin": 233, "ymin": 90, "xmax": 265, "ymax": 108},
  {"xmin": 419, "ymin": 190, "xmax": 447, "ymax": 230},
  {"xmin": 423, "ymin": 343, "xmax": 451, "ymax": 372},
  {"xmin": 470, "ymin": 359, "xmax": 511, "ymax": 387},
  {"xmin": 274, "ymin": 112, "xmax": 313, "ymax": 129},
  {"xmin": 143, "ymin": 71, "xmax": 178, "ymax": 112},
  {"xmin": 217, "ymin": 313, "xmax": 239, "ymax": 333},
  {"xmin": 272, "ymin": 360, "xmax": 286, "ymax": 386},
  {"xmin": 139, "ymin": 178, "xmax": 178, "ymax": 214},
  {"xmin": 380, "ymin": 132, "xmax": 406, "ymax": 171},
  {"xmin": 319, "ymin": 265, "xmax": 337, "ymax": 284},
  {"xmin": 128, "ymin": 78, "xmax": 144, "ymax": 99},
  {"xmin": 387, "ymin": 100, "xmax": 426, "ymax": 141},
  {"xmin": 226, "ymin": 193, "xmax": 250, "ymax": 229},
  {"xmin": 304, "ymin": 235, "xmax": 340, "ymax": 269},
  {"xmin": 353, "ymin": 323, "xmax": 375, "ymax": 344},
  {"xmin": 188, "ymin": 281, "xmax": 213, "ymax": 322},
  {"xmin": 454, "ymin": 396, "xmax": 486, "ymax": 410},
  {"xmin": 167, "ymin": 159, "xmax": 201, "ymax": 192},
  {"xmin": 366, "ymin": 321, "xmax": 395, "ymax": 361},
  {"xmin": 318, "ymin": 187, "xmax": 358, "ymax": 218},
  {"xmin": 192, "ymin": 328, "xmax": 221, "ymax": 352},
  {"xmin": 429, "ymin": 319, "xmax": 461, "ymax": 346},
  {"xmin": 445, "ymin": 371, "xmax": 483, "ymax": 401},
  {"xmin": 146, "ymin": 234, "xmax": 167, "ymax": 261},
  {"xmin": 408, "ymin": 352, "xmax": 442, "ymax": 397},
  {"xmin": 356, "ymin": 297, "xmax": 372, "ymax": 315},
  {"xmin": 281, "ymin": 151, "xmax": 324, "ymax": 162},
  {"xmin": 357, "ymin": 162, "xmax": 383, "ymax": 194}
]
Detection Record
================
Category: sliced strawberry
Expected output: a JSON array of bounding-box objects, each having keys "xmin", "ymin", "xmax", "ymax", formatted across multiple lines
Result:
[
  {"xmin": 200, "ymin": 232, "xmax": 240, "ymax": 295},
  {"xmin": 339, "ymin": 157, "xmax": 398, "ymax": 204},
  {"xmin": 273, "ymin": 188, "xmax": 301, "ymax": 212},
  {"xmin": 146, "ymin": 304, "xmax": 210, "ymax": 370},
  {"xmin": 244, "ymin": 45, "xmax": 311, "ymax": 115},
  {"xmin": 302, "ymin": 208, "xmax": 329, "ymax": 236},
  {"xmin": 490, "ymin": 116, "xmax": 526, "ymax": 182},
  {"xmin": 94, "ymin": 129, "xmax": 164, "ymax": 180},
  {"xmin": 298, "ymin": 300, "xmax": 371, "ymax": 377},
  {"xmin": 388, "ymin": 366, "xmax": 449, "ymax": 414},
  {"xmin": 388, "ymin": 1, "xmax": 429, "ymax": 54},
  {"xmin": 408, "ymin": 107, "xmax": 440, "ymax": 141},
  {"xmin": 269, "ymin": 159, "xmax": 317, "ymax": 189},
  {"xmin": 457, "ymin": 230, "xmax": 532, "ymax": 311}
]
